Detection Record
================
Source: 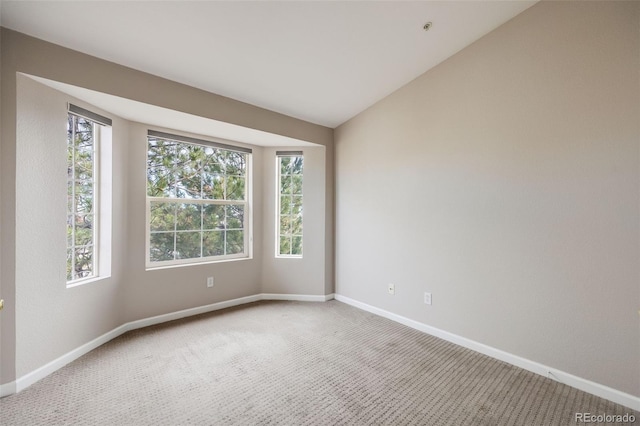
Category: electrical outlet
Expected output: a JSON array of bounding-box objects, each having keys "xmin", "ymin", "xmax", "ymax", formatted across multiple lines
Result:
[
  {"xmin": 388, "ymin": 283, "xmax": 395, "ymax": 295},
  {"xmin": 424, "ymin": 292, "xmax": 432, "ymax": 305},
  {"xmin": 207, "ymin": 277, "xmax": 214, "ymax": 288}
]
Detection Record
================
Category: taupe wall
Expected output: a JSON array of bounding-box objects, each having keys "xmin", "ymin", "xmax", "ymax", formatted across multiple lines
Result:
[
  {"xmin": 335, "ymin": 1, "xmax": 639, "ymax": 397},
  {"xmin": 123, "ymin": 123, "xmax": 264, "ymax": 323},
  {"xmin": 1, "ymin": 28, "xmax": 333, "ymax": 387},
  {"xmin": 15, "ymin": 75, "xmax": 125, "ymax": 376}
]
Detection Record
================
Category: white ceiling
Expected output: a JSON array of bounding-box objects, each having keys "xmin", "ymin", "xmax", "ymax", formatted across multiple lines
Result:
[{"xmin": 1, "ymin": 1, "xmax": 537, "ymax": 128}]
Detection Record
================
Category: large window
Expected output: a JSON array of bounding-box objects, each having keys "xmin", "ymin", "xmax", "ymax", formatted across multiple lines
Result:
[
  {"xmin": 146, "ymin": 131, "xmax": 251, "ymax": 267},
  {"xmin": 276, "ymin": 152, "xmax": 303, "ymax": 257},
  {"xmin": 66, "ymin": 104, "xmax": 112, "ymax": 284}
]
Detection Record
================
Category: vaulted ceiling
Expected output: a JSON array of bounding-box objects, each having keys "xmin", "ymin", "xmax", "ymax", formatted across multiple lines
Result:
[{"xmin": 1, "ymin": 1, "xmax": 537, "ymax": 128}]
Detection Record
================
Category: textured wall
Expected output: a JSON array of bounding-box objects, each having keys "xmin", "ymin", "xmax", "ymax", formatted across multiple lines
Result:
[{"xmin": 335, "ymin": 1, "xmax": 639, "ymax": 397}]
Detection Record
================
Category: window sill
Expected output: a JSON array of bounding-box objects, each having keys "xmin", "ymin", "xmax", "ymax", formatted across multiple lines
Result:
[
  {"xmin": 145, "ymin": 255, "xmax": 253, "ymax": 272},
  {"xmin": 66, "ymin": 274, "xmax": 112, "ymax": 289}
]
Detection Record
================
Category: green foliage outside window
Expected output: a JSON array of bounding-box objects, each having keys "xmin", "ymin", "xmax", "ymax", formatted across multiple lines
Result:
[
  {"xmin": 147, "ymin": 136, "xmax": 248, "ymax": 264},
  {"xmin": 67, "ymin": 114, "xmax": 97, "ymax": 281},
  {"xmin": 278, "ymin": 155, "xmax": 303, "ymax": 256}
]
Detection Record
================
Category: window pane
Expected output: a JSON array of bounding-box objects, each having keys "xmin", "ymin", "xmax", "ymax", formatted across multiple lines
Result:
[
  {"xmin": 75, "ymin": 181, "xmax": 94, "ymax": 214},
  {"xmin": 291, "ymin": 195, "xmax": 303, "ymax": 216},
  {"xmin": 75, "ymin": 150, "xmax": 94, "ymax": 181},
  {"xmin": 279, "ymin": 236, "xmax": 291, "ymax": 255},
  {"xmin": 202, "ymin": 153, "xmax": 224, "ymax": 200},
  {"xmin": 226, "ymin": 176, "xmax": 245, "ymax": 200},
  {"xmin": 175, "ymin": 232, "xmax": 201, "ymax": 259},
  {"xmin": 66, "ymin": 249, "xmax": 73, "ymax": 281},
  {"xmin": 74, "ymin": 134, "xmax": 92, "ymax": 154},
  {"xmin": 175, "ymin": 204, "xmax": 201, "ymax": 231},
  {"xmin": 67, "ymin": 181, "xmax": 74, "ymax": 214},
  {"xmin": 175, "ymin": 174, "xmax": 201, "ymax": 199},
  {"xmin": 292, "ymin": 236, "xmax": 303, "ymax": 255},
  {"xmin": 67, "ymin": 144, "xmax": 74, "ymax": 179},
  {"xmin": 147, "ymin": 138, "xmax": 176, "ymax": 168},
  {"xmin": 67, "ymin": 215, "xmax": 74, "ymax": 246},
  {"xmin": 226, "ymin": 151, "xmax": 246, "ymax": 176},
  {"xmin": 174, "ymin": 144, "xmax": 202, "ymax": 199},
  {"xmin": 280, "ymin": 157, "xmax": 291, "ymax": 175},
  {"xmin": 187, "ymin": 144, "xmax": 204, "ymax": 162},
  {"xmin": 203, "ymin": 230, "xmax": 224, "ymax": 257},
  {"xmin": 150, "ymin": 202, "xmax": 176, "ymax": 232},
  {"xmin": 74, "ymin": 215, "xmax": 93, "ymax": 246},
  {"xmin": 292, "ymin": 175, "xmax": 303, "ymax": 195},
  {"xmin": 280, "ymin": 216, "xmax": 291, "ymax": 234},
  {"xmin": 150, "ymin": 232, "xmax": 175, "ymax": 261},
  {"xmin": 147, "ymin": 164, "xmax": 175, "ymax": 198},
  {"xmin": 202, "ymin": 160, "xmax": 224, "ymax": 176},
  {"xmin": 75, "ymin": 117, "xmax": 94, "ymax": 146},
  {"xmin": 202, "ymin": 173, "xmax": 224, "ymax": 200},
  {"xmin": 280, "ymin": 175, "xmax": 292, "ymax": 194},
  {"xmin": 280, "ymin": 196, "xmax": 292, "ymax": 215},
  {"xmin": 203, "ymin": 204, "xmax": 225, "ymax": 230},
  {"xmin": 292, "ymin": 215, "xmax": 303, "ymax": 235},
  {"xmin": 290, "ymin": 157, "xmax": 303, "ymax": 175},
  {"xmin": 226, "ymin": 204, "xmax": 244, "ymax": 229},
  {"xmin": 147, "ymin": 139, "xmax": 177, "ymax": 197},
  {"xmin": 73, "ymin": 246, "xmax": 93, "ymax": 280},
  {"xmin": 226, "ymin": 230, "xmax": 244, "ymax": 255}
]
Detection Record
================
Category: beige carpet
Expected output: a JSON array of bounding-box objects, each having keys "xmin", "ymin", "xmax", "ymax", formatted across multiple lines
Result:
[{"xmin": 0, "ymin": 300, "xmax": 637, "ymax": 425}]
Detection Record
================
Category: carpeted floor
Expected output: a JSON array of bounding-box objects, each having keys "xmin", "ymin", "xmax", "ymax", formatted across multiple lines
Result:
[{"xmin": 0, "ymin": 300, "xmax": 637, "ymax": 425}]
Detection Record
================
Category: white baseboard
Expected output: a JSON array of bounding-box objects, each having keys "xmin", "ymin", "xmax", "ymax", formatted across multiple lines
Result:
[
  {"xmin": 2, "ymin": 292, "xmax": 331, "ymax": 397},
  {"xmin": 15, "ymin": 323, "xmax": 129, "ymax": 393},
  {"xmin": 126, "ymin": 294, "xmax": 262, "ymax": 331},
  {"xmin": 0, "ymin": 381, "xmax": 16, "ymax": 398},
  {"xmin": 262, "ymin": 293, "xmax": 335, "ymax": 302},
  {"xmin": 334, "ymin": 294, "xmax": 640, "ymax": 412}
]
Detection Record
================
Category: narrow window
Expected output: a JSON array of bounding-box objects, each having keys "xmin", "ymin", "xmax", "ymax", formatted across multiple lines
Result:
[
  {"xmin": 66, "ymin": 105, "xmax": 112, "ymax": 285},
  {"xmin": 146, "ymin": 130, "xmax": 252, "ymax": 267},
  {"xmin": 67, "ymin": 113, "xmax": 97, "ymax": 281},
  {"xmin": 276, "ymin": 152, "xmax": 303, "ymax": 257}
]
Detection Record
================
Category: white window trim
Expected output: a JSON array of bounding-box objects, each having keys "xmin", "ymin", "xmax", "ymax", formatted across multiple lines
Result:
[
  {"xmin": 145, "ymin": 132, "xmax": 253, "ymax": 269},
  {"xmin": 66, "ymin": 117, "xmax": 100, "ymax": 285},
  {"xmin": 275, "ymin": 152, "xmax": 303, "ymax": 259},
  {"xmin": 67, "ymin": 116, "xmax": 112, "ymax": 288}
]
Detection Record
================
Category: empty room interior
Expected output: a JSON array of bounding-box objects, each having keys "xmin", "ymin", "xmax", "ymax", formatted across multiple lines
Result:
[{"xmin": 0, "ymin": 0, "xmax": 639, "ymax": 424}]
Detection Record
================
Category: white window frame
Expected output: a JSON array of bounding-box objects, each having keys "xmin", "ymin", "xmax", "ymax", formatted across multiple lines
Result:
[
  {"xmin": 145, "ymin": 131, "xmax": 253, "ymax": 269},
  {"xmin": 67, "ymin": 104, "xmax": 115, "ymax": 286},
  {"xmin": 276, "ymin": 151, "xmax": 303, "ymax": 258}
]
